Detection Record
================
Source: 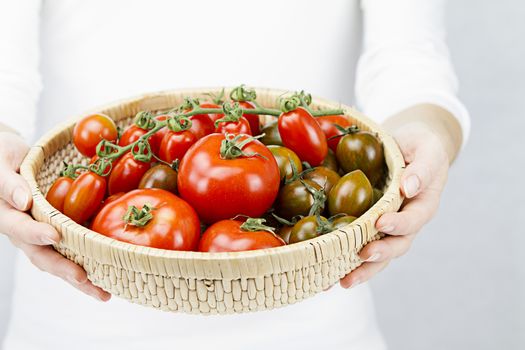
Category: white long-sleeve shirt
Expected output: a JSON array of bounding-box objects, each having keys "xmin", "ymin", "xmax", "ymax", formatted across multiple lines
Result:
[{"xmin": 0, "ymin": 1, "xmax": 470, "ymax": 349}]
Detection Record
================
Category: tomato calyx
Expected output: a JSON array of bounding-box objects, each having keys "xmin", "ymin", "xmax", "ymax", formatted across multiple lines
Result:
[
  {"xmin": 203, "ymin": 88, "xmax": 225, "ymax": 105},
  {"xmin": 133, "ymin": 111, "xmax": 157, "ymax": 130},
  {"xmin": 215, "ymin": 102, "xmax": 244, "ymax": 127},
  {"xmin": 122, "ymin": 203, "xmax": 155, "ymax": 227},
  {"xmin": 239, "ymin": 218, "xmax": 276, "ymax": 234},
  {"xmin": 230, "ymin": 84, "xmax": 256, "ymax": 102},
  {"xmin": 166, "ymin": 114, "xmax": 193, "ymax": 132},
  {"xmin": 313, "ymin": 214, "xmax": 332, "ymax": 235},
  {"xmin": 328, "ymin": 124, "xmax": 360, "ymax": 141},
  {"xmin": 301, "ymin": 179, "xmax": 326, "ymax": 216},
  {"xmin": 60, "ymin": 162, "xmax": 80, "ymax": 179},
  {"xmin": 179, "ymin": 97, "xmax": 201, "ymax": 111},
  {"xmin": 219, "ymin": 133, "xmax": 267, "ymax": 160}
]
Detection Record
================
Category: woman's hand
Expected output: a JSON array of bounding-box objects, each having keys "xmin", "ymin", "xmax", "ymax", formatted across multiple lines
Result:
[
  {"xmin": 0, "ymin": 131, "xmax": 111, "ymax": 301},
  {"xmin": 340, "ymin": 120, "xmax": 451, "ymax": 288}
]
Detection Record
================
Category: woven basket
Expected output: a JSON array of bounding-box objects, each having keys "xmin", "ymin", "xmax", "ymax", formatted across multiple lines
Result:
[{"xmin": 20, "ymin": 87, "xmax": 404, "ymax": 315}]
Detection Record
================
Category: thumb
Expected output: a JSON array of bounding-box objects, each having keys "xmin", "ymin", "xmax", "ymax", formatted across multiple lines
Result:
[{"xmin": 0, "ymin": 166, "xmax": 32, "ymax": 211}]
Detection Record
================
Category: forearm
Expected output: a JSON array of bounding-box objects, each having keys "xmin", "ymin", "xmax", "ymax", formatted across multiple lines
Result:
[{"xmin": 382, "ymin": 104, "xmax": 463, "ymax": 164}]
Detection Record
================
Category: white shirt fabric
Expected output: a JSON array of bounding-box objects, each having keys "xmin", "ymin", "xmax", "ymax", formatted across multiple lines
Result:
[{"xmin": 0, "ymin": 1, "xmax": 470, "ymax": 349}]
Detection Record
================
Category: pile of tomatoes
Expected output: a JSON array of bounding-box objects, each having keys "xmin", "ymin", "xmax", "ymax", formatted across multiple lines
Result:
[{"xmin": 46, "ymin": 86, "xmax": 386, "ymax": 253}]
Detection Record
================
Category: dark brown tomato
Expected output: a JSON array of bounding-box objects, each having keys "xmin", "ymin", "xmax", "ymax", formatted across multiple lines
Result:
[
  {"xmin": 275, "ymin": 179, "xmax": 322, "ymax": 220},
  {"xmin": 289, "ymin": 215, "xmax": 329, "ymax": 244},
  {"xmin": 321, "ymin": 149, "xmax": 339, "ymax": 172},
  {"xmin": 277, "ymin": 225, "xmax": 293, "ymax": 244},
  {"xmin": 331, "ymin": 215, "xmax": 357, "ymax": 229},
  {"xmin": 336, "ymin": 131, "xmax": 384, "ymax": 185},
  {"xmin": 138, "ymin": 164, "xmax": 178, "ymax": 194},
  {"xmin": 302, "ymin": 166, "xmax": 341, "ymax": 195},
  {"xmin": 328, "ymin": 170, "xmax": 373, "ymax": 217},
  {"xmin": 267, "ymin": 145, "xmax": 303, "ymax": 180},
  {"xmin": 260, "ymin": 121, "xmax": 283, "ymax": 146},
  {"xmin": 372, "ymin": 188, "xmax": 384, "ymax": 205}
]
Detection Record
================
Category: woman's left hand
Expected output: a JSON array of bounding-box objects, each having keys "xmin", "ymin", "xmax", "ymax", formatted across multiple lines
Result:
[{"xmin": 340, "ymin": 122, "xmax": 450, "ymax": 288}]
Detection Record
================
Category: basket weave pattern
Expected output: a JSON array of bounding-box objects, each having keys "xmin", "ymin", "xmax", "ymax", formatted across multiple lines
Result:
[{"xmin": 21, "ymin": 88, "xmax": 404, "ymax": 314}]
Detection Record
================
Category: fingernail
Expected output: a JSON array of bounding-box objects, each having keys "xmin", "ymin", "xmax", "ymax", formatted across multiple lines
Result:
[
  {"xmin": 41, "ymin": 236, "xmax": 57, "ymax": 245},
  {"xmin": 365, "ymin": 253, "xmax": 381, "ymax": 262},
  {"xmin": 379, "ymin": 225, "xmax": 394, "ymax": 233},
  {"xmin": 349, "ymin": 279, "xmax": 361, "ymax": 289},
  {"xmin": 403, "ymin": 175, "xmax": 420, "ymax": 198},
  {"xmin": 13, "ymin": 187, "xmax": 29, "ymax": 210}
]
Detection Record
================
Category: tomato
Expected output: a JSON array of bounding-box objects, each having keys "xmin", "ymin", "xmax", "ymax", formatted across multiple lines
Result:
[
  {"xmin": 89, "ymin": 154, "xmax": 117, "ymax": 174},
  {"xmin": 238, "ymin": 101, "xmax": 261, "ymax": 135},
  {"xmin": 336, "ymin": 129, "xmax": 384, "ymax": 185},
  {"xmin": 302, "ymin": 166, "xmax": 341, "ymax": 194},
  {"xmin": 149, "ymin": 115, "xmax": 170, "ymax": 154},
  {"xmin": 316, "ymin": 115, "xmax": 352, "ymax": 153},
  {"xmin": 331, "ymin": 215, "xmax": 357, "ymax": 229},
  {"xmin": 288, "ymin": 215, "xmax": 330, "ymax": 244},
  {"xmin": 91, "ymin": 192, "xmax": 125, "ymax": 220},
  {"xmin": 158, "ymin": 130, "xmax": 197, "ymax": 163},
  {"xmin": 274, "ymin": 179, "xmax": 323, "ymax": 220},
  {"xmin": 267, "ymin": 145, "xmax": 303, "ymax": 181},
  {"xmin": 91, "ymin": 188, "xmax": 200, "ymax": 251},
  {"xmin": 321, "ymin": 149, "xmax": 339, "ymax": 172},
  {"xmin": 260, "ymin": 121, "xmax": 283, "ymax": 146},
  {"xmin": 139, "ymin": 164, "xmax": 178, "ymax": 194},
  {"xmin": 277, "ymin": 225, "xmax": 293, "ymax": 244},
  {"xmin": 177, "ymin": 134, "xmax": 280, "ymax": 224},
  {"xmin": 328, "ymin": 170, "xmax": 373, "ymax": 217},
  {"xmin": 63, "ymin": 172, "xmax": 106, "ymax": 224},
  {"xmin": 200, "ymin": 102, "xmax": 223, "ymax": 123},
  {"xmin": 108, "ymin": 152, "xmax": 151, "ymax": 195},
  {"xmin": 372, "ymin": 188, "xmax": 383, "ymax": 205},
  {"xmin": 278, "ymin": 107, "xmax": 328, "ymax": 166},
  {"xmin": 46, "ymin": 177, "xmax": 74, "ymax": 212},
  {"xmin": 215, "ymin": 116, "xmax": 252, "ymax": 135},
  {"xmin": 119, "ymin": 124, "xmax": 148, "ymax": 148},
  {"xmin": 73, "ymin": 113, "xmax": 118, "ymax": 157},
  {"xmin": 198, "ymin": 219, "xmax": 285, "ymax": 252},
  {"xmin": 189, "ymin": 113, "xmax": 215, "ymax": 139}
]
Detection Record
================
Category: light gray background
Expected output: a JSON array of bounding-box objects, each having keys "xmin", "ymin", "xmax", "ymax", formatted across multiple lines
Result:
[{"xmin": 0, "ymin": 0, "xmax": 523, "ymax": 349}]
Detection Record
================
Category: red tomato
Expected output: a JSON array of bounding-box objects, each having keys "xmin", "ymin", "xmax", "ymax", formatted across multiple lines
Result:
[
  {"xmin": 215, "ymin": 116, "xmax": 252, "ymax": 135},
  {"xmin": 316, "ymin": 115, "xmax": 352, "ymax": 153},
  {"xmin": 91, "ymin": 192, "xmax": 125, "ymax": 221},
  {"xmin": 149, "ymin": 115, "xmax": 170, "ymax": 154},
  {"xmin": 73, "ymin": 113, "xmax": 118, "ymax": 157},
  {"xmin": 158, "ymin": 130, "xmax": 197, "ymax": 163},
  {"xmin": 200, "ymin": 102, "xmax": 223, "ymax": 123},
  {"xmin": 91, "ymin": 188, "xmax": 200, "ymax": 251},
  {"xmin": 278, "ymin": 107, "xmax": 328, "ymax": 166},
  {"xmin": 189, "ymin": 114, "xmax": 215, "ymax": 139},
  {"xmin": 238, "ymin": 101, "xmax": 261, "ymax": 135},
  {"xmin": 108, "ymin": 152, "xmax": 151, "ymax": 195},
  {"xmin": 46, "ymin": 177, "xmax": 74, "ymax": 212},
  {"xmin": 119, "ymin": 124, "xmax": 148, "ymax": 148},
  {"xmin": 177, "ymin": 134, "xmax": 280, "ymax": 224},
  {"xmin": 198, "ymin": 220, "xmax": 285, "ymax": 252},
  {"xmin": 63, "ymin": 172, "xmax": 106, "ymax": 224}
]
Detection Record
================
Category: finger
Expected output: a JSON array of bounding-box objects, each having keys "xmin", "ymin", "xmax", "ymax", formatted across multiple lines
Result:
[
  {"xmin": 401, "ymin": 143, "xmax": 447, "ymax": 199},
  {"xmin": 358, "ymin": 234, "xmax": 417, "ymax": 263},
  {"xmin": 340, "ymin": 260, "xmax": 390, "ymax": 289},
  {"xmin": 376, "ymin": 190, "xmax": 440, "ymax": 236},
  {"xmin": 0, "ymin": 199, "xmax": 60, "ymax": 245},
  {"xmin": 0, "ymin": 165, "xmax": 32, "ymax": 211},
  {"xmin": 12, "ymin": 238, "xmax": 111, "ymax": 302}
]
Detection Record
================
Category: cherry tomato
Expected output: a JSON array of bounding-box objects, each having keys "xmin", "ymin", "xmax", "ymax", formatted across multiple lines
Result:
[
  {"xmin": 321, "ymin": 149, "xmax": 339, "ymax": 172},
  {"xmin": 149, "ymin": 115, "xmax": 170, "ymax": 154},
  {"xmin": 63, "ymin": 172, "xmax": 106, "ymax": 224},
  {"xmin": 138, "ymin": 164, "xmax": 178, "ymax": 194},
  {"xmin": 238, "ymin": 101, "xmax": 261, "ymax": 135},
  {"xmin": 92, "ymin": 188, "xmax": 200, "ymax": 251},
  {"xmin": 260, "ymin": 121, "xmax": 283, "ymax": 146},
  {"xmin": 316, "ymin": 115, "xmax": 352, "ymax": 153},
  {"xmin": 275, "ymin": 179, "xmax": 322, "ymax": 220},
  {"xmin": 267, "ymin": 145, "xmax": 303, "ymax": 180},
  {"xmin": 189, "ymin": 113, "xmax": 215, "ymax": 139},
  {"xmin": 73, "ymin": 113, "xmax": 118, "ymax": 157},
  {"xmin": 302, "ymin": 166, "xmax": 341, "ymax": 194},
  {"xmin": 328, "ymin": 170, "xmax": 373, "ymax": 217},
  {"xmin": 178, "ymin": 134, "xmax": 280, "ymax": 224},
  {"xmin": 331, "ymin": 215, "xmax": 357, "ymax": 229},
  {"xmin": 46, "ymin": 177, "xmax": 74, "ymax": 212},
  {"xmin": 372, "ymin": 188, "xmax": 383, "ymax": 205},
  {"xmin": 119, "ymin": 124, "xmax": 148, "ymax": 148},
  {"xmin": 289, "ymin": 215, "xmax": 329, "ymax": 244},
  {"xmin": 158, "ymin": 130, "xmax": 197, "ymax": 163},
  {"xmin": 336, "ymin": 129, "xmax": 384, "ymax": 185},
  {"xmin": 200, "ymin": 102, "xmax": 223, "ymax": 123},
  {"xmin": 198, "ymin": 219, "xmax": 285, "ymax": 252},
  {"xmin": 108, "ymin": 152, "xmax": 151, "ymax": 195},
  {"xmin": 215, "ymin": 116, "xmax": 252, "ymax": 135},
  {"xmin": 278, "ymin": 107, "xmax": 328, "ymax": 166},
  {"xmin": 277, "ymin": 225, "xmax": 293, "ymax": 244},
  {"xmin": 91, "ymin": 192, "xmax": 125, "ymax": 221}
]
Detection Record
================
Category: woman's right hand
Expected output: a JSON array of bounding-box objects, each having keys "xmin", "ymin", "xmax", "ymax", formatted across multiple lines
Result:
[{"xmin": 0, "ymin": 131, "xmax": 111, "ymax": 301}]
